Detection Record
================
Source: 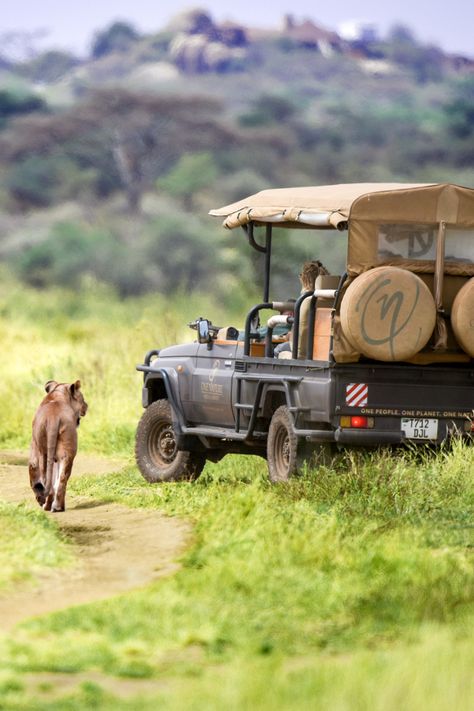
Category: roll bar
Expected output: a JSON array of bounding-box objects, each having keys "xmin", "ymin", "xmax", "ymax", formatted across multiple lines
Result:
[{"xmin": 242, "ymin": 222, "xmax": 272, "ymax": 303}]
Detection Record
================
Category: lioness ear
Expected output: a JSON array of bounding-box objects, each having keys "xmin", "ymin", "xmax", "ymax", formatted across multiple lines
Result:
[
  {"xmin": 45, "ymin": 380, "xmax": 57, "ymax": 393},
  {"xmin": 69, "ymin": 380, "xmax": 81, "ymax": 395}
]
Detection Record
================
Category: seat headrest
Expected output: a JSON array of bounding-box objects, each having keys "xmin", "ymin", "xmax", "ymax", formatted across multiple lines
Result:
[{"xmin": 314, "ymin": 275, "xmax": 341, "ymax": 290}]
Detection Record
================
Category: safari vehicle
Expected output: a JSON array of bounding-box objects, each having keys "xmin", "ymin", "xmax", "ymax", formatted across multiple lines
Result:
[{"xmin": 136, "ymin": 183, "xmax": 474, "ymax": 482}]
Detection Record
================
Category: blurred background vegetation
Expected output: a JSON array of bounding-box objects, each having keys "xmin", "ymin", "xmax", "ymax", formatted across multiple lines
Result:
[{"xmin": 0, "ymin": 9, "xmax": 473, "ymax": 302}]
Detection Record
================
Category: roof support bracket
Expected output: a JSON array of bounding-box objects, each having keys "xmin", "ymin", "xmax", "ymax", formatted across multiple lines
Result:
[{"xmin": 243, "ymin": 222, "xmax": 267, "ymax": 253}]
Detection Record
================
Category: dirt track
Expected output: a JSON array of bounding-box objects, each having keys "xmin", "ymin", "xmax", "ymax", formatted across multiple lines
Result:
[{"xmin": 0, "ymin": 452, "xmax": 190, "ymax": 631}]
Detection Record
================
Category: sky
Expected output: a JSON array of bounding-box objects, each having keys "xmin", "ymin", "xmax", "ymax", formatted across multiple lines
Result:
[{"xmin": 2, "ymin": 0, "xmax": 474, "ymax": 58}]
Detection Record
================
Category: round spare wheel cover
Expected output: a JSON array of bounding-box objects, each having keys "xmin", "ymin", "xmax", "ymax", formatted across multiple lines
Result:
[
  {"xmin": 451, "ymin": 277, "xmax": 474, "ymax": 357},
  {"xmin": 340, "ymin": 266, "xmax": 436, "ymax": 361}
]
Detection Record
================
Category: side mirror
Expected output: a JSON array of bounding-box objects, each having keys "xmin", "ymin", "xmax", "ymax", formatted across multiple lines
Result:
[
  {"xmin": 197, "ymin": 318, "xmax": 211, "ymax": 344},
  {"xmin": 188, "ymin": 316, "xmax": 219, "ymax": 349}
]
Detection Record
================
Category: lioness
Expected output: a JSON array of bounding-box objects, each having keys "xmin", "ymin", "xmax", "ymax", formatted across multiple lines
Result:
[{"xmin": 29, "ymin": 380, "xmax": 88, "ymax": 512}]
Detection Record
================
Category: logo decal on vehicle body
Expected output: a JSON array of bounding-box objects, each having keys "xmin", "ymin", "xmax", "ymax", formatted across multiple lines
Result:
[
  {"xmin": 201, "ymin": 359, "xmax": 224, "ymax": 400},
  {"xmin": 209, "ymin": 359, "xmax": 220, "ymax": 383},
  {"xmin": 346, "ymin": 383, "xmax": 368, "ymax": 407}
]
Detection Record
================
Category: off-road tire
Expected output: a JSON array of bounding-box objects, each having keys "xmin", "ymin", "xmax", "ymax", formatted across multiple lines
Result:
[
  {"xmin": 267, "ymin": 405, "xmax": 300, "ymax": 482},
  {"xmin": 135, "ymin": 399, "xmax": 205, "ymax": 483}
]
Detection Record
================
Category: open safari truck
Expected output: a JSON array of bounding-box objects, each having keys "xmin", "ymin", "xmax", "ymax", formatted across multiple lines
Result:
[{"xmin": 136, "ymin": 183, "xmax": 474, "ymax": 482}]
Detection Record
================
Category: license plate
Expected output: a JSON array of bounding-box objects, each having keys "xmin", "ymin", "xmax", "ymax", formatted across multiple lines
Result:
[{"xmin": 401, "ymin": 418, "xmax": 438, "ymax": 440}]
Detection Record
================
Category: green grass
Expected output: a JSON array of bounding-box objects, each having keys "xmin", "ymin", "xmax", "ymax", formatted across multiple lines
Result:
[
  {"xmin": 1, "ymin": 444, "xmax": 473, "ymax": 709},
  {"xmin": 1, "ymin": 276, "xmax": 473, "ymax": 709},
  {"xmin": 0, "ymin": 501, "xmax": 72, "ymax": 591}
]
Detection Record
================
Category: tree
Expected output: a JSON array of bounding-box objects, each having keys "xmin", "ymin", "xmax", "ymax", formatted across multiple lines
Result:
[
  {"xmin": 385, "ymin": 24, "xmax": 444, "ymax": 83},
  {"xmin": 157, "ymin": 152, "xmax": 218, "ymax": 209},
  {"xmin": 0, "ymin": 89, "xmax": 236, "ymax": 212},
  {"xmin": 17, "ymin": 50, "xmax": 79, "ymax": 83},
  {"xmin": 387, "ymin": 24, "xmax": 416, "ymax": 45},
  {"xmin": 91, "ymin": 22, "xmax": 140, "ymax": 59},
  {"xmin": 239, "ymin": 94, "xmax": 297, "ymax": 126},
  {"xmin": 444, "ymin": 76, "xmax": 474, "ymax": 139},
  {"xmin": 0, "ymin": 89, "xmax": 46, "ymax": 129},
  {"xmin": 6, "ymin": 153, "xmax": 96, "ymax": 209},
  {"xmin": 145, "ymin": 215, "xmax": 221, "ymax": 292}
]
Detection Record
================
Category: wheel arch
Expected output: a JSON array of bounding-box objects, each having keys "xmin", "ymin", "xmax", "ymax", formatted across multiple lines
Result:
[
  {"xmin": 143, "ymin": 368, "xmax": 186, "ymax": 434},
  {"xmin": 261, "ymin": 385, "xmax": 290, "ymax": 420},
  {"xmin": 145, "ymin": 376, "xmax": 167, "ymax": 406}
]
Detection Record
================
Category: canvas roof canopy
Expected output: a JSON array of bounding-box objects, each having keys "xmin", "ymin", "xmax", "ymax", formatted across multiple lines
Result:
[
  {"xmin": 210, "ymin": 182, "xmax": 474, "ymax": 275},
  {"xmin": 209, "ymin": 183, "xmax": 474, "ymax": 230}
]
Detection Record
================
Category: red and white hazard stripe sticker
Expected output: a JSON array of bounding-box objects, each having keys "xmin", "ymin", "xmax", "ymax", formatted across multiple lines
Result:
[{"xmin": 345, "ymin": 383, "xmax": 368, "ymax": 407}]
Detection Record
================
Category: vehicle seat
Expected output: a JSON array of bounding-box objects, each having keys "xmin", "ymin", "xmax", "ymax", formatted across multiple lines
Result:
[
  {"xmin": 314, "ymin": 274, "xmax": 341, "ymax": 300},
  {"xmin": 298, "ymin": 275, "xmax": 341, "ymax": 359}
]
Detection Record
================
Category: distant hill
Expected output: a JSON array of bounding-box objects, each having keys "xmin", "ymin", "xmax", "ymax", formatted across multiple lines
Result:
[
  {"xmin": 0, "ymin": 8, "xmax": 473, "ymax": 297},
  {"xmin": 1, "ymin": 9, "xmax": 473, "ymax": 98}
]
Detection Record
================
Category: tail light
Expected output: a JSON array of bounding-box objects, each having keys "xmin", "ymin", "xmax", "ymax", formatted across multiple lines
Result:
[{"xmin": 340, "ymin": 415, "xmax": 374, "ymax": 429}]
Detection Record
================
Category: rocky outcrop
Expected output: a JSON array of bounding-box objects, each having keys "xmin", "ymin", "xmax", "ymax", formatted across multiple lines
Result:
[{"xmin": 167, "ymin": 8, "xmax": 248, "ymax": 74}]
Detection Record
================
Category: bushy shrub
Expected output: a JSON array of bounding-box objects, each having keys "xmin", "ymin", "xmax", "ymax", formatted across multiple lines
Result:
[
  {"xmin": 144, "ymin": 214, "xmax": 222, "ymax": 292},
  {"xmin": 6, "ymin": 154, "xmax": 94, "ymax": 208},
  {"xmin": 215, "ymin": 168, "xmax": 267, "ymax": 205},
  {"xmin": 157, "ymin": 152, "xmax": 218, "ymax": 209},
  {"xmin": 10, "ymin": 214, "xmax": 253, "ymax": 299},
  {"xmin": 239, "ymin": 93, "xmax": 297, "ymax": 126},
  {"xmin": 16, "ymin": 50, "xmax": 79, "ymax": 83},
  {"xmin": 0, "ymin": 89, "xmax": 46, "ymax": 129},
  {"xmin": 444, "ymin": 75, "xmax": 474, "ymax": 140},
  {"xmin": 14, "ymin": 222, "xmax": 115, "ymax": 288}
]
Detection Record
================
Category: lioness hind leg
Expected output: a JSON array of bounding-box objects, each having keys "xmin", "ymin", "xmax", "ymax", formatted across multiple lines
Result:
[
  {"xmin": 30, "ymin": 468, "xmax": 46, "ymax": 506},
  {"xmin": 51, "ymin": 457, "xmax": 74, "ymax": 512},
  {"xmin": 29, "ymin": 451, "xmax": 46, "ymax": 506},
  {"xmin": 44, "ymin": 461, "xmax": 59, "ymax": 511}
]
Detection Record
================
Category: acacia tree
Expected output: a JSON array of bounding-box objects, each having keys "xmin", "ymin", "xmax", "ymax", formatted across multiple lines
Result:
[{"xmin": 0, "ymin": 89, "xmax": 236, "ymax": 212}]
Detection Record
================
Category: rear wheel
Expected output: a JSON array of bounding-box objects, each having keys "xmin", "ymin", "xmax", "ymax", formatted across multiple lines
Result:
[
  {"xmin": 267, "ymin": 406, "xmax": 334, "ymax": 482},
  {"xmin": 267, "ymin": 405, "xmax": 299, "ymax": 482},
  {"xmin": 135, "ymin": 399, "xmax": 205, "ymax": 482}
]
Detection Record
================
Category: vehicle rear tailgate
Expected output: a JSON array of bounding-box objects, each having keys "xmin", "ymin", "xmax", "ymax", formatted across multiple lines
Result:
[{"xmin": 333, "ymin": 363, "xmax": 474, "ymax": 443}]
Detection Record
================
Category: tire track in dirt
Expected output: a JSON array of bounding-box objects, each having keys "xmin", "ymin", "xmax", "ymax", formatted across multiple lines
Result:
[{"xmin": 0, "ymin": 452, "xmax": 190, "ymax": 631}]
